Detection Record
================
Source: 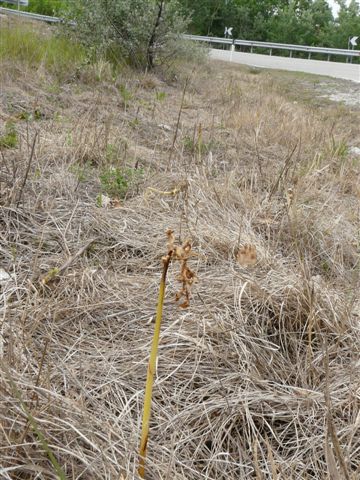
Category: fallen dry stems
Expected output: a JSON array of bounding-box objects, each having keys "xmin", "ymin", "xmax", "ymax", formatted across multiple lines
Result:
[
  {"xmin": 41, "ymin": 237, "xmax": 97, "ymax": 286},
  {"xmin": 16, "ymin": 131, "xmax": 38, "ymax": 208},
  {"xmin": 1, "ymin": 360, "xmax": 67, "ymax": 480},
  {"xmin": 167, "ymin": 75, "xmax": 191, "ymax": 168}
]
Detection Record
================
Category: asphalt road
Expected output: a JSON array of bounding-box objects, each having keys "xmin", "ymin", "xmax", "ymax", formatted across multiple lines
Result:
[{"xmin": 211, "ymin": 49, "xmax": 360, "ymax": 83}]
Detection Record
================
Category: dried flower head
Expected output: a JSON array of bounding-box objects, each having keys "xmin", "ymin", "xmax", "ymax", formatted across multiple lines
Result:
[
  {"xmin": 286, "ymin": 187, "xmax": 294, "ymax": 208},
  {"xmin": 166, "ymin": 229, "xmax": 196, "ymax": 308},
  {"xmin": 236, "ymin": 244, "xmax": 257, "ymax": 266},
  {"xmin": 111, "ymin": 198, "xmax": 121, "ymax": 208}
]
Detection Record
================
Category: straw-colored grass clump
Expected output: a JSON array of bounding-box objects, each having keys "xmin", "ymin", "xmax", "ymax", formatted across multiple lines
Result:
[{"xmin": 1, "ymin": 21, "xmax": 360, "ymax": 480}]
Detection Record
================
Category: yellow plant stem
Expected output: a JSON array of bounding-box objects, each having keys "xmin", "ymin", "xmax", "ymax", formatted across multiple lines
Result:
[{"xmin": 138, "ymin": 254, "xmax": 172, "ymax": 478}]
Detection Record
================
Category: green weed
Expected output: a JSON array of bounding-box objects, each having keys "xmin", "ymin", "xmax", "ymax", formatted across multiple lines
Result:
[
  {"xmin": 118, "ymin": 84, "xmax": 133, "ymax": 109},
  {"xmin": 99, "ymin": 166, "xmax": 143, "ymax": 198},
  {"xmin": 0, "ymin": 122, "xmax": 18, "ymax": 149},
  {"xmin": 183, "ymin": 135, "xmax": 216, "ymax": 155},
  {"xmin": 96, "ymin": 193, "xmax": 104, "ymax": 208},
  {"xmin": 129, "ymin": 118, "xmax": 140, "ymax": 128},
  {"xmin": 66, "ymin": 131, "xmax": 73, "ymax": 146},
  {"xmin": 69, "ymin": 162, "xmax": 92, "ymax": 183},
  {"xmin": 106, "ymin": 144, "xmax": 120, "ymax": 162},
  {"xmin": 155, "ymin": 91, "xmax": 167, "ymax": 102},
  {"xmin": 331, "ymin": 139, "xmax": 348, "ymax": 158}
]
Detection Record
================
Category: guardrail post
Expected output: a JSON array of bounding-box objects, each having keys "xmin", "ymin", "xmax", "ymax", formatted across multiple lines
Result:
[
  {"xmin": 269, "ymin": 48, "xmax": 272, "ymax": 56},
  {"xmin": 289, "ymin": 51, "xmax": 293, "ymax": 58},
  {"xmin": 230, "ymin": 41, "xmax": 235, "ymax": 62},
  {"xmin": 308, "ymin": 52, "xmax": 311, "ymax": 59}
]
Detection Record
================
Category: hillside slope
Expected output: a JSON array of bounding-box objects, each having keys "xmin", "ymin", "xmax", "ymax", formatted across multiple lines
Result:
[{"xmin": 1, "ymin": 22, "xmax": 360, "ymax": 480}]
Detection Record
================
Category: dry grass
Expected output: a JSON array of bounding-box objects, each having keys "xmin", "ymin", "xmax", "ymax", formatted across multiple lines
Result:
[{"xmin": 1, "ymin": 21, "xmax": 360, "ymax": 480}]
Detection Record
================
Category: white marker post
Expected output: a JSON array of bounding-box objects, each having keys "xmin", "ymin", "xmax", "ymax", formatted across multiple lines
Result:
[
  {"xmin": 224, "ymin": 27, "xmax": 234, "ymax": 62},
  {"xmin": 348, "ymin": 36, "xmax": 358, "ymax": 63},
  {"xmin": 224, "ymin": 26, "xmax": 233, "ymax": 38}
]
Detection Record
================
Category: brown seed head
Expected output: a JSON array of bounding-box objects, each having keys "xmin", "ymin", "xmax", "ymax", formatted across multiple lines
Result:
[
  {"xmin": 236, "ymin": 244, "xmax": 257, "ymax": 266},
  {"xmin": 166, "ymin": 230, "xmax": 197, "ymax": 308}
]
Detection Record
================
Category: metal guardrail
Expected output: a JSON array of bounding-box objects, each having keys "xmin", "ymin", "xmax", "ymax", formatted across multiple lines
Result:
[
  {"xmin": 0, "ymin": 6, "xmax": 61, "ymax": 23},
  {"xmin": 234, "ymin": 39, "xmax": 359, "ymax": 59},
  {"xmin": 1, "ymin": 7, "xmax": 359, "ymax": 61},
  {"xmin": 185, "ymin": 34, "xmax": 360, "ymax": 60},
  {"xmin": 1, "ymin": 0, "xmax": 28, "ymax": 5},
  {"xmin": 185, "ymin": 34, "xmax": 233, "ymax": 46}
]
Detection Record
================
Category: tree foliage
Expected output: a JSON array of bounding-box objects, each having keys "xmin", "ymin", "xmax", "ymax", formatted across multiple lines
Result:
[
  {"xmin": 332, "ymin": 0, "xmax": 360, "ymax": 47},
  {"xmin": 63, "ymin": 0, "xmax": 188, "ymax": 69},
  {"xmin": 9, "ymin": 0, "xmax": 360, "ymax": 50},
  {"xmin": 179, "ymin": 0, "xmax": 360, "ymax": 49}
]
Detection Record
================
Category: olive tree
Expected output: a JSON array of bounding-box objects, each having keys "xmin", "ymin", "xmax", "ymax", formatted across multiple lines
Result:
[{"xmin": 65, "ymin": 0, "xmax": 189, "ymax": 69}]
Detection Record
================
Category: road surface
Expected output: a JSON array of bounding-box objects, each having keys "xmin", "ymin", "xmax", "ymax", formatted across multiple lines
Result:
[{"xmin": 211, "ymin": 49, "xmax": 360, "ymax": 83}]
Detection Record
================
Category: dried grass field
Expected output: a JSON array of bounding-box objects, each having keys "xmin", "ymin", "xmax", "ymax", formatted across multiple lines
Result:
[{"xmin": 1, "ymin": 19, "xmax": 360, "ymax": 480}]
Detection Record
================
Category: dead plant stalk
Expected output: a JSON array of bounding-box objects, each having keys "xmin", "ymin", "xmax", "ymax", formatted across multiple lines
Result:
[
  {"xmin": 138, "ymin": 251, "xmax": 172, "ymax": 478},
  {"xmin": 138, "ymin": 230, "xmax": 196, "ymax": 478}
]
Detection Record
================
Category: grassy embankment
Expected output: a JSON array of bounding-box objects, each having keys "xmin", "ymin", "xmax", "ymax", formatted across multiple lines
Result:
[{"xmin": 1, "ymin": 19, "xmax": 360, "ymax": 480}]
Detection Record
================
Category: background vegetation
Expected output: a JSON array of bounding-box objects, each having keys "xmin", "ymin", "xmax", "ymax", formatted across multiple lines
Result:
[
  {"xmin": 0, "ymin": 23, "xmax": 85, "ymax": 77},
  {"xmin": 3, "ymin": 0, "xmax": 360, "ymax": 49},
  {"xmin": 179, "ymin": 0, "xmax": 360, "ymax": 49},
  {"xmin": 2, "ymin": 0, "xmax": 65, "ymax": 15}
]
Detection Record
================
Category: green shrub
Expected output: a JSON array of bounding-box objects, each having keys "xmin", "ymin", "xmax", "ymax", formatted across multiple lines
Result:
[
  {"xmin": 99, "ymin": 166, "xmax": 143, "ymax": 198},
  {"xmin": 63, "ymin": 0, "xmax": 189, "ymax": 70}
]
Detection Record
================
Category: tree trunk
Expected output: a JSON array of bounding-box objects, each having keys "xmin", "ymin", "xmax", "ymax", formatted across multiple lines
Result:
[{"xmin": 147, "ymin": 0, "xmax": 164, "ymax": 70}]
